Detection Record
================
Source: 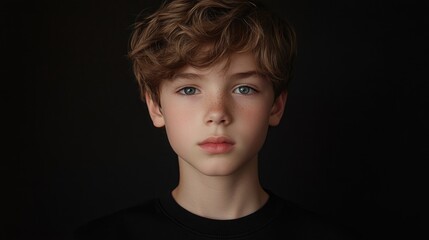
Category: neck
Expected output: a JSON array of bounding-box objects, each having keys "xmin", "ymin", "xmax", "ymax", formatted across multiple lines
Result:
[{"xmin": 171, "ymin": 156, "xmax": 269, "ymax": 220}]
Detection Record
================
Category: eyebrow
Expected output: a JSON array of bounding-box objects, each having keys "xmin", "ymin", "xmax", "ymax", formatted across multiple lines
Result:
[
  {"xmin": 229, "ymin": 71, "xmax": 264, "ymax": 81},
  {"xmin": 172, "ymin": 71, "xmax": 264, "ymax": 81},
  {"xmin": 171, "ymin": 72, "xmax": 201, "ymax": 81}
]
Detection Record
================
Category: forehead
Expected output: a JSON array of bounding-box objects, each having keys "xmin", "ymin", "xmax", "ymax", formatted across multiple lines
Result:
[{"xmin": 175, "ymin": 52, "xmax": 259, "ymax": 77}]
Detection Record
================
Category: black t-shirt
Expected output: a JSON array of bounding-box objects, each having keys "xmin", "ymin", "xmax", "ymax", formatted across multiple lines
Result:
[{"xmin": 74, "ymin": 191, "xmax": 360, "ymax": 239}]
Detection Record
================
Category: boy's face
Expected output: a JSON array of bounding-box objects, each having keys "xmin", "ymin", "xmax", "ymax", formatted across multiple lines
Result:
[{"xmin": 146, "ymin": 52, "xmax": 287, "ymax": 176}]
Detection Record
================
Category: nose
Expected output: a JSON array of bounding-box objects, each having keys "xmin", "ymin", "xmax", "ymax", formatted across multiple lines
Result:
[{"xmin": 204, "ymin": 95, "xmax": 232, "ymax": 125}]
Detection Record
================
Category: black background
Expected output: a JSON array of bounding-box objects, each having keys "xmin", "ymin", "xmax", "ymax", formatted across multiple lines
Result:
[{"xmin": 3, "ymin": 0, "xmax": 428, "ymax": 239}]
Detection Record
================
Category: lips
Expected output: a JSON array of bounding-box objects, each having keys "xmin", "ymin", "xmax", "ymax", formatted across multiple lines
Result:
[{"xmin": 198, "ymin": 136, "xmax": 235, "ymax": 154}]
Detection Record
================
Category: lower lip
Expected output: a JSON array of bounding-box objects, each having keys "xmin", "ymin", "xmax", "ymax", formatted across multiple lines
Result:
[{"xmin": 199, "ymin": 143, "xmax": 234, "ymax": 154}]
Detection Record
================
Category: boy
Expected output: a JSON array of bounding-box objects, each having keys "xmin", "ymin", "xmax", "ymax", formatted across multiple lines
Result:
[{"xmin": 75, "ymin": 0, "xmax": 358, "ymax": 239}]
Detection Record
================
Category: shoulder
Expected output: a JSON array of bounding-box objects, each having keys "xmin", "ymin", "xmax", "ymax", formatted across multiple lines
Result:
[
  {"xmin": 73, "ymin": 198, "xmax": 163, "ymax": 240},
  {"xmin": 271, "ymin": 194, "xmax": 362, "ymax": 240}
]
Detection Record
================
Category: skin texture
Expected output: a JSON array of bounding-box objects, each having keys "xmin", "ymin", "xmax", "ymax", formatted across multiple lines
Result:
[{"xmin": 146, "ymin": 52, "xmax": 287, "ymax": 219}]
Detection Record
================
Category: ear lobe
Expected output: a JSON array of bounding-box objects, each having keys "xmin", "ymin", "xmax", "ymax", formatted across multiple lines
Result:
[
  {"xmin": 269, "ymin": 91, "xmax": 287, "ymax": 126},
  {"xmin": 145, "ymin": 93, "xmax": 165, "ymax": 128}
]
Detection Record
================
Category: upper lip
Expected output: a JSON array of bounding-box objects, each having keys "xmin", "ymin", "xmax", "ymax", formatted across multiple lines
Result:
[{"xmin": 198, "ymin": 136, "xmax": 235, "ymax": 145}]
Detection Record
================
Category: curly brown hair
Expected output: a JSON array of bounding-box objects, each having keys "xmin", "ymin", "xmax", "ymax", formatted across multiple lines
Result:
[{"xmin": 128, "ymin": 0, "xmax": 296, "ymax": 104}]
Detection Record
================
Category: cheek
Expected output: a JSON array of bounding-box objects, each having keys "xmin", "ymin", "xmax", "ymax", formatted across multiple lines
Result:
[
  {"xmin": 236, "ymin": 100, "xmax": 272, "ymax": 124},
  {"xmin": 162, "ymin": 98, "xmax": 196, "ymax": 127},
  {"xmin": 235, "ymin": 104, "xmax": 271, "ymax": 145},
  {"xmin": 162, "ymin": 106, "xmax": 197, "ymax": 152},
  {"xmin": 164, "ymin": 109, "xmax": 188, "ymax": 127}
]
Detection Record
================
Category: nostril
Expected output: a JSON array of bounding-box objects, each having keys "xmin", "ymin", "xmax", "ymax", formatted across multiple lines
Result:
[{"xmin": 204, "ymin": 100, "xmax": 231, "ymax": 125}]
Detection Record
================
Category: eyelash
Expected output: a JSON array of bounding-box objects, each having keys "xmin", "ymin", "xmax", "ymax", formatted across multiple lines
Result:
[
  {"xmin": 233, "ymin": 85, "xmax": 257, "ymax": 95},
  {"xmin": 177, "ymin": 87, "xmax": 200, "ymax": 95},
  {"xmin": 177, "ymin": 85, "xmax": 257, "ymax": 96}
]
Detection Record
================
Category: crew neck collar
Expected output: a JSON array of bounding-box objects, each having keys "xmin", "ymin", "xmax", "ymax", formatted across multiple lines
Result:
[{"xmin": 158, "ymin": 189, "xmax": 284, "ymax": 238}]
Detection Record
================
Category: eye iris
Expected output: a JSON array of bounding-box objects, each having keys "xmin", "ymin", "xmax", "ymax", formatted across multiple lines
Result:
[
  {"xmin": 239, "ymin": 86, "xmax": 250, "ymax": 94},
  {"xmin": 185, "ymin": 87, "xmax": 195, "ymax": 95}
]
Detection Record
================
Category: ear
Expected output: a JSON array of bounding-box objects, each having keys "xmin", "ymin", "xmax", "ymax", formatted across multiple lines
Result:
[
  {"xmin": 269, "ymin": 91, "xmax": 287, "ymax": 126},
  {"xmin": 145, "ymin": 93, "xmax": 165, "ymax": 128}
]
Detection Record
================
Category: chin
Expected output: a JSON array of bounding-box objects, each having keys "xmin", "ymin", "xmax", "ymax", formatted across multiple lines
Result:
[{"xmin": 194, "ymin": 159, "xmax": 249, "ymax": 177}]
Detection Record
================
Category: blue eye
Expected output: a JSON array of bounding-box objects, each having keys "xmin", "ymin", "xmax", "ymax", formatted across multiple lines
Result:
[
  {"xmin": 178, "ymin": 87, "xmax": 199, "ymax": 95},
  {"xmin": 234, "ymin": 86, "xmax": 256, "ymax": 95}
]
